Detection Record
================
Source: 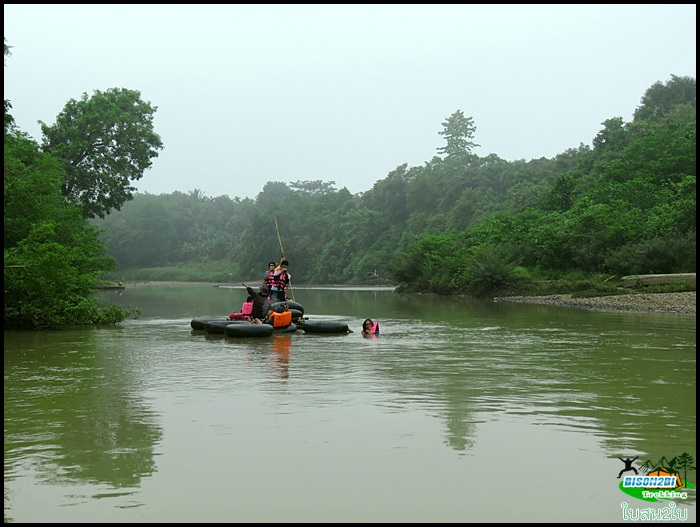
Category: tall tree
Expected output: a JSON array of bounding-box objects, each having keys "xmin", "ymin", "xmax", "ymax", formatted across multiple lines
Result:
[
  {"xmin": 39, "ymin": 87, "xmax": 164, "ymax": 219},
  {"xmin": 437, "ymin": 109, "xmax": 480, "ymax": 159},
  {"xmin": 4, "ymin": 37, "xmax": 14, "ymax": 132},
  {"xmin": 633, "ymin": 74, "xmax": 696, "ymax": 121}
]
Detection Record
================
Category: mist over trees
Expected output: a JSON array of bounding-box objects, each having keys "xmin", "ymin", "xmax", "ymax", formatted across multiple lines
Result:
[
  {"xmin": 4, "ymin": 31, "xmax": 696, "ymax": 330},
  {"xmin": 93, "ymin": 75, "xmax": 696, "ymax": 293}
]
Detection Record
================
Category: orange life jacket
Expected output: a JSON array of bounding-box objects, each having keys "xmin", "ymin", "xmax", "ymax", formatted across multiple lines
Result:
[{"xmin": 269, "ymin": 310, "xmax": 292, "ymax": 327}]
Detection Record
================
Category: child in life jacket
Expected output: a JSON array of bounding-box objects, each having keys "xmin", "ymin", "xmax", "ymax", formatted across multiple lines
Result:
[
  {"xmin": 230, "ymin": 296, "xmax": 254, "ymax": 321},
  {"xmin": 361, "ymin": 318, "xmax": 380, "ymax": 336},
  {"xmin": 241, "ymin": 296, "xmax": 254, "ymax": 317}
]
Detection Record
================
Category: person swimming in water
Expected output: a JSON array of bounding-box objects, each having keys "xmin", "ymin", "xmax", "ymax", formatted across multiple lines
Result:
[{"xmin": 361, "ymin": 318, "xmax": 379, "ymax": 336}]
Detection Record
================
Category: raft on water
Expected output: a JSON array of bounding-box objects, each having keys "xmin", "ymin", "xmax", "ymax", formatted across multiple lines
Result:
[{"xmin": 191, "ymin": 318, "xmax": 298, "ymax": 338}]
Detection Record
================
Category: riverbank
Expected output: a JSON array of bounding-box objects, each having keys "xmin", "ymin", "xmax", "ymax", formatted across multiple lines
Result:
[
  {"xmin": 495, "ymin": 291, "xmax": 696, "ymax": 315},
  {"xmin": 119, "ymin": 281, "xmax": 696, "ymax": 316}
]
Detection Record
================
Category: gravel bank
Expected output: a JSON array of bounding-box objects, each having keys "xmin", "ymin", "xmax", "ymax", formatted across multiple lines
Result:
[{"xmin": 495, "ymin": 291, "xmax": 696, "ymax": 315}]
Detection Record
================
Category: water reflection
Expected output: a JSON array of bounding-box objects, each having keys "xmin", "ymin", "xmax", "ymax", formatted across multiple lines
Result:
[
  {"xmin": 4, "ymin": 328, "xmax": 162, "ymax": 492},
  {"xmin": 270, "ymin": 334, "xmax": 292, "ymax": 380}
]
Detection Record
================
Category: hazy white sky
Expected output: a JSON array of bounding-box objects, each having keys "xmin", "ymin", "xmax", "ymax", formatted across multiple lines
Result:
[{"xmin": 4, "ymin": 4, "xmax": 696, "ymax": 200}]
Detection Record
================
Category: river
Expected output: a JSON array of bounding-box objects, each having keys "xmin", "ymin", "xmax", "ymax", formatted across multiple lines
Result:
[{"xmin": 3, "ymin": 285, "xmax": 696, "ymax": 523}]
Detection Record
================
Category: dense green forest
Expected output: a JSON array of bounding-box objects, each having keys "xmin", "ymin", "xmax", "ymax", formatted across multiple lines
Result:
[
  {"xmin": 4, "ymin": 33, "xmax": 696, "ymax": 328},
  {"xmin": 92, "ymin": 76, "xmax": 696, "ymax": 295}
]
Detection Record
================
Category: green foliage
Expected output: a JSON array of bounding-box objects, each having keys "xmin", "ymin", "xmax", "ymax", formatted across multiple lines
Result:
[
  {"xmin": 94, "ymin": 304, "xmax": 141, "ymax": 325},
  {"xmin": 522, "ymin": 273, "xmax": 623, "ymax": 297},
  {"xmin": 633, "ymin": 74, "xmax": 696, "ymax": 121},
  {"xmin": 360, "ymin": 164, "xmax": 412, "ymax": 224},
  {"xmin": 4, "ymin": 130, "xmax": 68, "ymax": 247},
  {"xmin": 3, "ymin": 221, "xmax": 136, "ymax": 329},
  {"xmin": 604, "ymin": 232, "xmax": 696, "ymax": 275},
  {"xmin": 390, "ymin": 230, "xmax": 471, "ymax": 293},
  {"xmin": 511, "ymin": 266, "xmax": 531, "ymax": 280},
  {"xmin": 542, "ymin": 172, "xmax": 577, "ymax": 211},
  {"xmin": 592, "ymin": 117, "xmax": 631, "ymax": 153},
  {"xmin": 4, "ymin": 38, "xmax": 13, "ymax": 132},
  {"xmin": 39, "ymin": 87, "xmax": 164, "ymax": 219},
  {"xmin": 462, "ymin": 246, "xmax": 516, "ymax": 297}
]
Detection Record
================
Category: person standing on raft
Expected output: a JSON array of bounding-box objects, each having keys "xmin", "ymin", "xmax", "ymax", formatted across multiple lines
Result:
[{"xmin": 269, "ymin": 259, "xmax": 291, "ymax": 303}]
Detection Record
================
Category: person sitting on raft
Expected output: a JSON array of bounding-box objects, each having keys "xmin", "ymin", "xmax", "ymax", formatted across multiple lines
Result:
[
  {"xmin": 229, "ymin": 295, "xmax": 254, "ymax": 321},
  {"xmin": 361, "ymin": 318, "xmax": 380, "ymax": 336},
  {"xmin": 264, "ymin": 303, "xmax": 293, "ymax": 328},
  {"xmin": 242, "ymin": 282, "xmax": 271, "ymax": 324},
  {"xmin": 241, "ymin": 296, "xmax": 253, "ymax": 319}
]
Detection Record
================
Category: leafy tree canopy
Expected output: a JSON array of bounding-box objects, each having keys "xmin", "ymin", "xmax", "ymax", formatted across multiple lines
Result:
[{"xmin": 39, "ymin": 87, "xmax": 164, "ymax": 219}]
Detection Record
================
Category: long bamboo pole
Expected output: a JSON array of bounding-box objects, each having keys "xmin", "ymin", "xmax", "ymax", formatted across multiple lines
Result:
[
  {"xmin": 274, "ymin": 216, "xmax": 285, "ymax": 260},
  {"xmin": 274, "ymin": 216, "xmax": 294, "ymax": 301}
]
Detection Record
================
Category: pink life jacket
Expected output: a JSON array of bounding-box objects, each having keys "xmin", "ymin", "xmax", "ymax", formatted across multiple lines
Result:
[
  {"xmin": 371, "ymin": 322, "xmax": 380, "ymax": 335},
  {"xmin": 270, "ymin": 268, "xmax": 290, "ymax": 291},
  {"xmin": 263, "ymin": 271, "xmax": 276, "ymax": 290},
  {"xmin": 241, "ymin": 301, "xmax": 253, "ymax": 316}
]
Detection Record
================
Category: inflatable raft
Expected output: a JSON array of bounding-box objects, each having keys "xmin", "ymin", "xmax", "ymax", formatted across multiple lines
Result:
[
  {"xmin": 224, "ymin": 322, "xmax": 298, "ymax": 337},
  {"xmin": 191, "ymin": 318, "xmax": 298, "ymax": 338},
  {"xmin": 299, "ymin": 319, "xmax": 350, "ymax": 334},
  {"xmin": 191, "ymin": 301, "xmax": 357, "ymax": 338}
]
